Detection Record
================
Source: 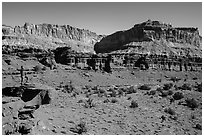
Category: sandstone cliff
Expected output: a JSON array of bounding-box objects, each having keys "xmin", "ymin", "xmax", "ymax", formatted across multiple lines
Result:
[
  {"xmin": 94, "ymin": 20, "xmax": 202, "ymax": 57},
  {"xmin": 2, "ymin": 23, "xmax": 104, "ymax": 53}
]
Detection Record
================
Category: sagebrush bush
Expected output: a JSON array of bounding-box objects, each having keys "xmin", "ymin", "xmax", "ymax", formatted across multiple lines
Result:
[
  {"xmin": 163, "ymin": 83, "xmax": 173, "ymax": 90},
  {"xmin": 33, "ymin": 65, "xmax": 42, "ymax": 72},
  {"xmin": 173, "ymin": 92, "xmax": 184, "ymax": 100},
  {"xmin": 111, "ymin": 98, "xmax": 118, "ymax": 103},
  {"xmin": 62, "ymin": 81, "xmax": 75, "ymax": 93},
  {"xmin": 108, "ymin": 88, "xmax": 117, "ymax": 97},
  {"xmin": 118, "ymin": 88, "xmax": 124, "ymax": 97},
  {"xmin": 127, "ymin": 86, "xmax": 137, "ymax": 94},
  {"xmin": 103, "ymin": 98, "xmax": 110, "ymax": 103},
  {"xmin": 185, "ymin": 98, "xmax": 199, "ymax": 109},
  {"xmin": 70, "ymin": 120, "xmax": 87, "ymax": 134},
  {"xmin": 130, "ymin": 100, "xmax": 138, "ymax": 108},
  {"xmin": 170, "ymin": 77, "xmax": 181, "ymax": 82},
  {"xmin": 194, "ymin": 83, "xmax": 202, "ymax": 92},
  {"xmin": 84, "ymin": 98, "xmax": 95, "ymax": 108},
  {"xmin": 194, "ymin": 124, "xmax": 202, "ymax": 130},
  {"xmin": 164, "ymin": 107, "xmax": 176, "ymax": 115},
  {"xmin": 147, "ymin": 90, "xmax": 156, "ymax": 96},
  {"xmin": 138, "ymin": 84, "xmax": 151, "ymax": 90},
  {"xmin": 179, "ymin": 83, "xmax": 192, "ymax": 90}
]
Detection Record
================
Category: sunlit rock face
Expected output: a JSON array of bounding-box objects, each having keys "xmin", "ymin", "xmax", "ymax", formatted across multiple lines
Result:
[{"xmin": 2, "ymin": 23, "xmax": 104, "ymax": 53}]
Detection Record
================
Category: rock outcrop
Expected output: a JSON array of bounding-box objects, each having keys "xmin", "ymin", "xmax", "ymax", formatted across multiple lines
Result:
[
  {"xmin": 94, "ymin": 20, "xmax": 202, "ymax": 57},
  {"xmin": 2, "ymin": 83, "xmax": 57, "ymax": 135},
  {"xmin": 2, "ymin": 23, "xmax": 104, "ymax": 53}
]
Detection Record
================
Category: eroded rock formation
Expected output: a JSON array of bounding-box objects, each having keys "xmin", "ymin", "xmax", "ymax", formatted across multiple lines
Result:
[
  {"xmin": 2, "ymin": 23, "xmax": 104, "ymax": 53},
  {"xmin": 94, "ymin": 20, "xmax": 202, "ymax": 57}
]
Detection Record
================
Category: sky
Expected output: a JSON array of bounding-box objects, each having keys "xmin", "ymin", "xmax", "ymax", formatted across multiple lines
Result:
[{"xmin": 2, "ymin": 2, "xmax": 202, "ymax": 35}]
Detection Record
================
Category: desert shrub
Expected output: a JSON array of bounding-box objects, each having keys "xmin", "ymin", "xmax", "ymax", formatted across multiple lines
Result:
[
  {"xmin": 160, "ymin": 90, "xmax": 173, "ymax": 97},
  {"xmin": 164, "ymin": 108, "xmax": 176, "ymax": 115},
  {"xmin": 169, "ymin": 115, "xmax": 178, "ymax": 120},
  {"xmin": 70, "ymin": 120, "xmax": 87, "ymax": 134},
  {"xmin": 173, "ymin": 92, "xmax": 184, "ymax": 100},
  {"xmin": 174, "ymin": 85, "xmax": 179, "ymax": 90},
  {"xmin": 33, "ymin": 65, "xmax": 42, "ymax": 72},
  {"xmin": 4, "ymin": 59, "xmax": 11, "ymax": 65},
  {"xmin": 84, "ymin": 98, "xmax": 95, "ymax": 108},
  {"xmin": 163, "ymin": 83, "xmax": 173, "ymax": 90},
  {"xmin": 118, "ymin": 88, "xmax": 124, "ymax": 97},
  {"xmin": 97, "ymin": 88, "xmax": 107, "ymax": 97},
  {"xmin": 108, "ymin": 88, "xmax": 117, "ymax": 97},
  {"xmin": 190, "ymin": 114, "xmax": 196, "ymax": 119},
  {"xmin": 185, "ymin": 98, "xmax": 199, "ymax": 109},
  {"xmin": 103, "ymin": 98, "xmax": 110, "ymax": 103},
  {"xmin": 127, "ymin": 96, "xmax": 132, "ymax": 100},
  {"xmin": 156, "ymin": 87, "xmax": 163, "ymax": 92},
  {"xmin": 192, "ymin": 77, "xmax": 198, "ymax": 80},
  {"xmin": 194, "ymin": 124, "xmax": 202, "ymax": 130},
  {"xmin": 169, "ymin": 97, "xmax": 175, "ymax": 104},
  {"xmin": 130, "ymin": 100, "xmax": 138, "ymax": 108},
  {"xmin": 41, "ymin": 66, "xmax": 47, "ymax": 71},
  {"xmin": 111, "ymin": 98, "xmax": 118, "ymax": 103},
  {"xmin": 62, "ymin": 81, "xmax": 75, "ymax": 93},
  {"xmin": 178, "ymin": 83, "xmax": 192, "ymax": 90},
  {"xmin": 138, "ymin": 84, "xmax": 151, "ymax": 90},
  {"xmin": 194, "ymin": 83, "xmax": 202, "ymax": 92},
  {"xmin": 126, "ymin": 86, "xmax": 137, "ymax": 94},
  {"xmin": 146, "ymin": 90, "xmax": 156, "ymax": 96},
  {"xmin": 168, "ymin": 90, "xmax": 174, "ymax": 95},
  {"xmin": 170, "ymin": 77, "xmax": 181, "ymax": 82}
]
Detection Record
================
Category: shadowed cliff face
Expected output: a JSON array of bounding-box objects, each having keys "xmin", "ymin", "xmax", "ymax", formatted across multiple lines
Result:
[
  {"xmin": 2, "ymin": 23, "xmax": 104, "ymax": 53},
  {"xmin": 94, "ymin": 20, "xmax": 202, "ymax": 57}
]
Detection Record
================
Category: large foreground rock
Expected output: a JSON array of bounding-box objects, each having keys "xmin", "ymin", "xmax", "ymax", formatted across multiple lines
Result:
[{"xmin": 2, "ymin": 83, "xmax": 57, "ymax": 134}]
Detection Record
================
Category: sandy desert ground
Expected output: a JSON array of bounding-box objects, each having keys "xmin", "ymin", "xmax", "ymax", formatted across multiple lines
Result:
[{"xmin": 2, "ymin": 54, "xmax": 202, "ymax": 135}]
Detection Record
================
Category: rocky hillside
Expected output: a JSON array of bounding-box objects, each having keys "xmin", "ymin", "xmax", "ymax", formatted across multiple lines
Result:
[
  {"xmin": 2, "ymin": 23, "xmax": 104, "ymax": 53},
  {"xmin": 94, "ymin": 20, "xmax": 202, "ymax": 57}
]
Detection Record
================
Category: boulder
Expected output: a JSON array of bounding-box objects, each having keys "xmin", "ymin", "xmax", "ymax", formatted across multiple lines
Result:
[{"xmin": 23, "ymin": 83, "xmax": 57, "ymax": 107}]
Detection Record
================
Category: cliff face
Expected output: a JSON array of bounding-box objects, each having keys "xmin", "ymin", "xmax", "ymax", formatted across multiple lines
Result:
[
  {"xmin": 94, "ymin": 20, "xmax": 202, "ymax": 57},
  {"xmin": 2, "ymin": 23, "xmax": 104, "ymax": 53}
]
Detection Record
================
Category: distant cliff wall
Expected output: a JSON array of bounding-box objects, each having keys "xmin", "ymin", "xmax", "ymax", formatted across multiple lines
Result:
[
  {"xmin": 94, "ymin": 20, "xmax": 202, "ymax": 57},
  {"xmin": 2, "ymin": 23, "xmax": 104, "ymax": 53}
]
